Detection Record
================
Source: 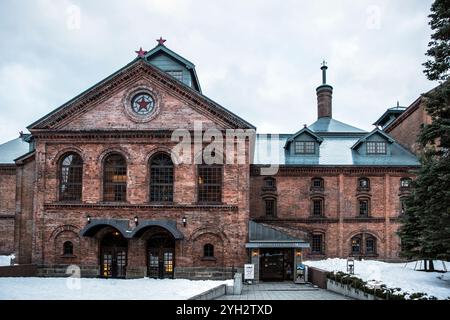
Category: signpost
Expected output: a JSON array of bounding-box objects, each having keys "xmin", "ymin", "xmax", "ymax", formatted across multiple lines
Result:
[{"xmin": 244, "ymin": 264, "xmax": 254, "ymax": 283}]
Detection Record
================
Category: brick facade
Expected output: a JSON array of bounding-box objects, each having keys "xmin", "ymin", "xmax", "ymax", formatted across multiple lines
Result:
[
  {"xmin": 0, "ymin": 47, "xmax": 419, "ymax": 280},
  {"xmin": 0, "ymin": 166, "xmax": 16, "ymax": 254},
  {"xmin": 386, "ymin": 97, "xmax": 431, "ymax": 154},
  {"xmin": 250, "ymin": 167, "xmax": 413, "ymax": 261}
]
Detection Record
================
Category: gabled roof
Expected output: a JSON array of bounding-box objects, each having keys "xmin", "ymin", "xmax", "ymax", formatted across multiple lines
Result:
[
  {"xmin": 308, "ymin": 117, "xmax": 366, "ymax": 133},
  {"xmin": 253, "ymin": 133, "xmax": 419, "ymax": 166},
  {"xmin": 27, "ymin": 57, "xmax": 255, "ymax": 130},
  {"xmin": 0, "ymin": 136, "xmax": 30, "ymax": 164},
  {"xmin": 351, "ymin": 128, "xmax": 395, "ymax": 150},
  {"xmin": 284, "ymin": 126, "xmax": 323, "ymax": 148},
  {"xmin": 145, "ymin": 44, "xmax": 202, "ymax": 92},
  {"xmin": 373, "ymin": 105, "xmax": 407, "ymax": 127}
]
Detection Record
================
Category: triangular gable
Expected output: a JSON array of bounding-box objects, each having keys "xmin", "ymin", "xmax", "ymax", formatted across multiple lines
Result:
[
  {"xmin": 28, "ymin": 58, "xmax": 254, "ymax": 130},
  {"xmin": 145, "ymin": 44, "xmax": 201, "ymax": 92},
  {"xmin": 351, "ymin": 128, "xmax": 395, "ymax": 150},
  {"xmin": 284, "ymin": 127, "xmax": 323, "ymax": 149}
]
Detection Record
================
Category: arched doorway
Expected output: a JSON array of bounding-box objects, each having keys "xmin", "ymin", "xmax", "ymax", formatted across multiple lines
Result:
[
  {"xmin": 147, "ymin": 230, "xmax": 175, "ymax": 279},
  {"xmin": 100, "ymin": 231, "xmax": 128, "ymax": 278}
]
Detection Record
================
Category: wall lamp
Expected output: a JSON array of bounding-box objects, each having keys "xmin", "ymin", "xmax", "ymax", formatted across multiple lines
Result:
[
  {"xmin": 87, "ymin": 215, "xmax": 91, "ymax": 224},
  {"xmin": 182, "ymin": 216, "xmax": 187, "ymax": 227},
  {"xmin": 134, "ymin": 216, "xmax": 139, "ymax": 226}
]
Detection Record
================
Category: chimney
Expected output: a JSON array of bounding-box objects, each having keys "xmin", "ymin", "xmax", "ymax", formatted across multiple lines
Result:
[{"xmin": 316, "ymin": 61, "xmax": 333, "ymax": 119}]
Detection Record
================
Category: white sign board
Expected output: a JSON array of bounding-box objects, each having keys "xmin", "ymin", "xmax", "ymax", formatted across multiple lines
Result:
[{"xmin": 244, "ymin": 264, "xmax": 254, "ymax": 280}]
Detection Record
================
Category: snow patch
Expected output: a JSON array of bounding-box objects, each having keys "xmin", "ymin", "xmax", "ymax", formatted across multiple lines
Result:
[
  {"xmin": 304, "ymin": 258, "xmax": 450, "ymax": 300},
  {"xmin": 0, "ymin": 277, "xmax": 230, "ymax": 300}
]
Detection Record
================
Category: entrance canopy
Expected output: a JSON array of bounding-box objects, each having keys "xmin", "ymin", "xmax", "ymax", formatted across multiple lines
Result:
[
  {"xmin": 80, "ymin": 219, "xmax": 184, "ymax": 240},
  {"xmin": 245, "ymin": 221, "xmax": 310, "ymax": 249}
]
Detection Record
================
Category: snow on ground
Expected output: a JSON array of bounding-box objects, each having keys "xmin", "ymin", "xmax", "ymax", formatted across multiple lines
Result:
[
  {"xmin": 0, "ymin": 255, "xmax": 14, "ymax": 266},
  {"xmin": 0, "ymin": 277, "xmax": 232, "ymax": 300},
  {"xmin": 304, "ymin": 258, "xmax": 450, "ymax": 300}
]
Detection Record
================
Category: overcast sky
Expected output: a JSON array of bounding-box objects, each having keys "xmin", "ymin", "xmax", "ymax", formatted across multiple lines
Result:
[{"xmin": 0, "ymin": 0, "xmax": 437, "ymax": 144}]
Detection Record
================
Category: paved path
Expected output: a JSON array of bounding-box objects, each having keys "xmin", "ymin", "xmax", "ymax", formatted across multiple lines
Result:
[{"xmin": 216, "ymin": 282, "xmax": 351, "ymax": 300}]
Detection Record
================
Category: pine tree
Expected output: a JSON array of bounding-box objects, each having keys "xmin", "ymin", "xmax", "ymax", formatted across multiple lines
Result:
[{"xmin": 398, "ymin": 0, "xmax": 450, "ymax": 268}]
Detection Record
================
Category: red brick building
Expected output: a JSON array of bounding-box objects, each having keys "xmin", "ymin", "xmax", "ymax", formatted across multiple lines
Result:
[{"xmin": 0, "ymin": 42, "xmax": 419, "ymax": 281}]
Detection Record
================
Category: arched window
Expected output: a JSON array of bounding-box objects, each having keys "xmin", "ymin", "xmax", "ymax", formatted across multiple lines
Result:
[
  {"xmin": 311, "ymin": 198, "xmax": 324, "ymax": 216},
  {"xmin": 103, "ymin": 153, "xmax": 127, "ymax": 202},
  {"xmin": 350, "ymin": 233, "xmax": 377, "ymax": 256},
  {"xmin": 358, "ymin": 177, "xmax": 370, "ymax": 191},
  {"xmin": 59, "ymin": 153, "xmax": 83, "ymax": 201},
  {"xmin": 358, "ymin": 198, "xmax": 370, "ymax": 216},
  {"xmin": 150, "ymin": 153, "xmax": 174, "ymax": 202},
  {"xmin": 311, "ymin": 233, "xmax": 324, "ymax": 254},
  {"xmin": 400, "ymin": 197, "xmax": 407, "ymax": 215},
  {"xmin": 203, "ymin": 244, "xmax": 214, "ymax": 258},
  {"xmin": 63, "ymin": 241, "xmax": 73, "ymax": 255},
  {"xmin": 264, "ymin": 198, "xmax": 276, "ymax": 217},
  {"xmin": 400, "ymin": 178, "xmax": 412, "ymax": 189},
  {"xmin": 365, "ymin": 236, "xmax": 377, "ymax": 254},
  {"xmin": 351, "ymin": 235, "xmax": 362, "ymax": 255}
]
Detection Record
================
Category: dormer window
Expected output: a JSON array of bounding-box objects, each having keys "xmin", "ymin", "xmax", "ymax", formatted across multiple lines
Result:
[
  {"xmin": 294, "ymin": 141, "xmax": 315, "ymax": 154},
  {"xmin": 366, "ymin": 141, "xmax": 387, "ymax": 155},
  {"xmin": 166, "ymin": 70, "xmax": 183, "ymax": 82}
]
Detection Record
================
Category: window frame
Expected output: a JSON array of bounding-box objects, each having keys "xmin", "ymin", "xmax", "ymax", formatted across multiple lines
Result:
[
  {"xmin": 203, "ymin": 243, "xmax": 215, "ymax": 258},
  {"xmin": 149, "ymin": 153, "xmax": 174, "ymax": 203},
  {"xmin": 312, "ymin": 198, "xmax": 324, "ymax": 216},
  {"xmin": 358, "ymin": 198, "xmax": 370, "ymax": 217},
  {"xmin": 103, "ymin": 153, "xmax": 127, "ymax": 202},
  {"xmin": 294, "ymin": 141, "xmax": 316, "ymax": 154},
  {"xmin": 166, "ymin": 70, "xmax": 184, "ymax": 82},
  {"xmin": 311, "ymin": 234, "xmax": 324, "ymax": 254},
  {"xmin": 59, "ymin": 153, "xmax": 83, "ymax": 202},
  {"xmin": 197, "ymin": 164, "xmax": 223, "ymax": 204},
  {"xmin": 264, "ymin": 198, "xmax": 277, "ymax": 217},
  {"xmin": 358, "ymin": 177, "xmax": 370, "ymax": 191},
  {"xmin": 63, "ymin": 241, "xmax": 74, "ymax": 256},
  {"xmin": 366, "ymin": 141, "xmax": 387, "ymax": 155}
]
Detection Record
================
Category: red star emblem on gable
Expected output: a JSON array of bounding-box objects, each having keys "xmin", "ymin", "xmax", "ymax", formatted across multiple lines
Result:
[
  {"xmin": 135, "ymin": 47, "xmax": 147, "ymax": 58},
  {"xmin": 136, "ymin": 97, "xmax": 149, "ymax": 111}
]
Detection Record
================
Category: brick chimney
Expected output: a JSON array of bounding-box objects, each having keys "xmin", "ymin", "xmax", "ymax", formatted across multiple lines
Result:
[{"xmin": 316, "ymin": 61, "xmax": 333, "ymax": 119}]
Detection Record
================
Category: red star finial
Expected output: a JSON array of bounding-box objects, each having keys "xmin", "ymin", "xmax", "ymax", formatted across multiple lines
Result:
[
  {"xmin": 136, "ymin": 97, "xmax": 149, "ymax": 111},
  {"xmin": 135, "ymin": 47, "xmax": 147, "ymax": 58},
  {"xmin": 157, "ymin": 37, "xmax": 166, "ymax": 45}
]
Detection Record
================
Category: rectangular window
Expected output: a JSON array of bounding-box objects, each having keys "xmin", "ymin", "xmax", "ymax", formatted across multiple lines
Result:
[
  {"xmin": 359, "ymin": 200, "xmax": 369, "ymax": 216},
  {"xmin": 366, "ymin": 141, "xmax": 387, "ymax": 154},
  {"xmin": 265, "ymin": 199, "xmax": 276, "ymax": 217},
  {"xmin": 312, "ymin": 199, "xmax": 323, "ymax": 216},
  {"xmin": 294, "ymin": 141, "xmax": 315, "ymax": 154},
  {"xmin": 166, "ymin": 70, "xmax": 183, "ymax": 82},
  {"xmin": 197, "ymin": 165, "xmax": 222, "ymax": 203},
  {"xmin": 312, "ymin": 234, "xmax": 323, "ymax": 254}
]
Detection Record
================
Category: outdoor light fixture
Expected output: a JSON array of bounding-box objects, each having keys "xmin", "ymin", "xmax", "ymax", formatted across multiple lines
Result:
[
  {"xmin": 296, "ymin": 249, "xmax": 302, "ymax": 257},
  {"xmin": 182, "ymin": 216, "xmax": 187, "ymax": 227},
  {"xmin": 252, "ymin": 249, "xmax": 259, "ymax": 257},
  {"xmin": 134, "ymin": 216, "xmax": 139, "ymax": 226},
  {"xmin": 87, "ymin": 215, "xmax": 91, "ymax": 224}
]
